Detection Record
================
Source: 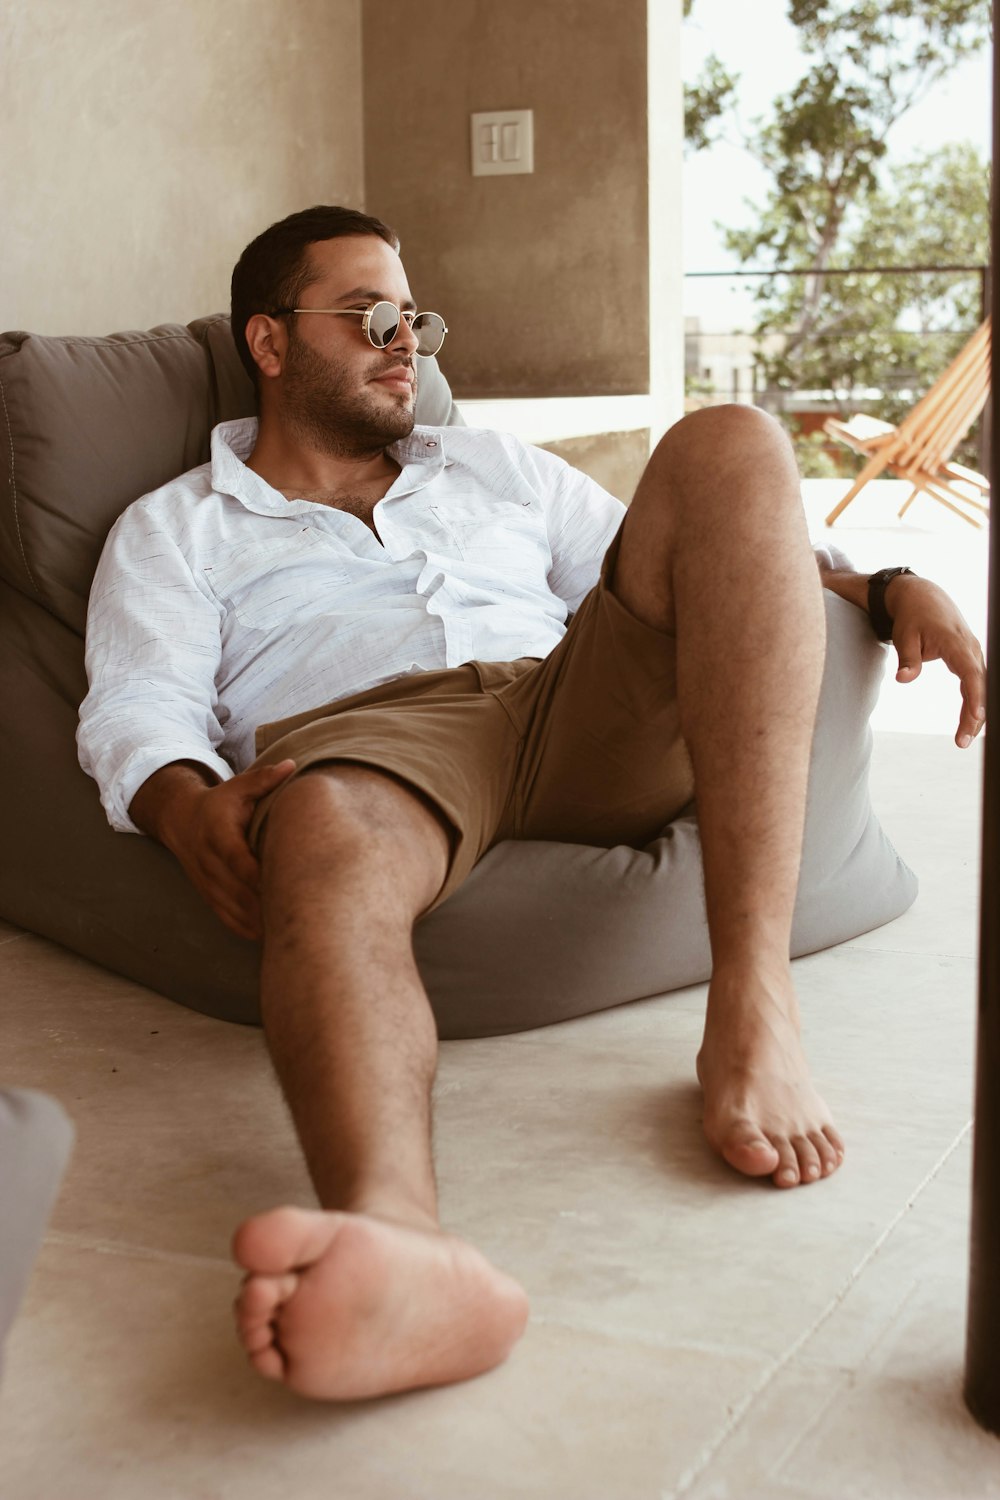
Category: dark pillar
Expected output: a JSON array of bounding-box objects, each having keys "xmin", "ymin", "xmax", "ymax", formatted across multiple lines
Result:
[
  {"xmin": 964, "ymin": 3, "xmax": 1000, "ymax": 1433},
  {"xmin": 981, "ymin": 266, "xmax": 992, "ymax": 482}
]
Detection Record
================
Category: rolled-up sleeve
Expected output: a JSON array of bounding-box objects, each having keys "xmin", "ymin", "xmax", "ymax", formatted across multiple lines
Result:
[{"xmin": 77, "ymin": 507, "xmax": 233, "ymax": 833}]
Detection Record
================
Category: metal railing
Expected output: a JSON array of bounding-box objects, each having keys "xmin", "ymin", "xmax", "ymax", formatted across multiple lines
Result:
[{"xmin": 684, "ymin": 264, "xmax": 990, "ymax": 472}]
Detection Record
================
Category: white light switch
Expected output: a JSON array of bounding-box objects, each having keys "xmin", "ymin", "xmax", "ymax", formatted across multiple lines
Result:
[{"xmin": 471, "ymin": 110, "xmax": 534, "ymax": 176}]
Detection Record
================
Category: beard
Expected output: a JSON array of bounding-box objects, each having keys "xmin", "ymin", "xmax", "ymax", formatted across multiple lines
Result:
[{"xmin": 281, "ymin": 331, "xmax": 417, "ymax": 457}]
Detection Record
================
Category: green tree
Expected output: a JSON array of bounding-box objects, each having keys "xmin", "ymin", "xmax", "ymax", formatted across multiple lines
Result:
[
  {"xmin": 683, "ymin": 0, "xmax": 739, "ymax": 153},
  {"xmin": 714, "ymin": 0, "xmax": 990, "ymax": 409},
  {"xmin": 749, "ymin": 142, "xmax": 989, "ymax": 411},
  {"xmin": 685, "ymin": 52, "xmax": 740, "ymax": 152}
]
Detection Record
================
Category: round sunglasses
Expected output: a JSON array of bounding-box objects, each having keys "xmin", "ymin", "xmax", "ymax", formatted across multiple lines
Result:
[{"xmin": 273, "ymin": 300, "xmax": 448, "ymax": 358}]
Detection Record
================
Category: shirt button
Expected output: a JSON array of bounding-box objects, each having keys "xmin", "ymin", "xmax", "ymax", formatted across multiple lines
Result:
[{"xmin": 425, "ymin": 440, "xmax": 437, "ymax": 448}]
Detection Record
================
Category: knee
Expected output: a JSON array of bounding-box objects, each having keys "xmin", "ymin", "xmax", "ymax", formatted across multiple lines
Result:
[
  {"xmin": 635, "ymin": 404, "xmax": 800, "ymax": 527},
  {"xmin": 262, "ymin": 764, "xmax": 451, "ymax": 890},
  {"xmin": 654, "ymin": 403, "xmax": 792, "ymax": 471},
  {"xmin": 260, "ymin": 767, "xmax": 451, "ymax": 925},
  {"xmin": 265, "ymin": 767, "xmax": 394, "ymax": 857}
]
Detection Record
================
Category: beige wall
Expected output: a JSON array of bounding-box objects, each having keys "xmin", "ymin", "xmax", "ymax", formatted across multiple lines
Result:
[
  {"xmin": 2, "ymin": 0, "xmax": 685, "ymax": 414},
  {"xmin": 647, "ymin": 0, "xmax": 685, "ymax": 440},
  {"xmin": 1, "ymin": 0, "xmax": 363, "ymax": 334},
  {"xmin": 363, "ymin": 0, "xmax": 655, "ymax": 399},
  {"xmin": 540, "ymin": 429, "xmax": 652, "ymax": 504}
]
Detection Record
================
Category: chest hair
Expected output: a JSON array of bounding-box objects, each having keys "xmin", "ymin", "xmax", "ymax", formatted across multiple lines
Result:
[{"xmin": 280, "ymin": 486, "xmax": 385, "ymax": 534}]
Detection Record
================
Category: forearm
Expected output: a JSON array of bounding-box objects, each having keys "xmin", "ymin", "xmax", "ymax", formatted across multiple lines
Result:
[
  {"xmin": 817, "ymin": 564, "xmax": 868, "ymax": 613},
  {"xmin": 128, "ymin": 761, "xmax": 220, "ymax": 848}
]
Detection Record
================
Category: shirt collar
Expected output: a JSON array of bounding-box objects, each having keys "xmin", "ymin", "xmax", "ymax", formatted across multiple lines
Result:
[{"xmin": 210, "ymin": 418, "xmax": 450, "ymax": 514}]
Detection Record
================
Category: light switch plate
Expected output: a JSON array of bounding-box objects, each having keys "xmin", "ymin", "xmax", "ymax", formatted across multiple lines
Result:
[{"xmin": 471, "ymin": 109, "xmax": 534, "ymax": 176}]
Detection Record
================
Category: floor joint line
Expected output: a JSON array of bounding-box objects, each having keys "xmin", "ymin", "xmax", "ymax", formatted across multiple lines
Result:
[
  {"xmin": 664, "ymin": 1120, "xmax": 973, "ymax": 1499},
  {"xmin": 45, "ymin": 1229, "xmax": 233, "ymax": 1272}
]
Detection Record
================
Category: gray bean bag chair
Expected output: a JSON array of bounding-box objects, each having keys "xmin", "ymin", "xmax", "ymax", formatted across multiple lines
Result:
[
  {"xmin": 0, "ymin": 318, "xmax": 917, "ymax": 1038},
  {"xmin": 0, "ymin": 1089, "xmax": 74, "ymax": 1382}
]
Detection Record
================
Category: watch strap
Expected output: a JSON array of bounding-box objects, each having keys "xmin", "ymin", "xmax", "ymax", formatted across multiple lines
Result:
[{"xmin": 867, "ymin": 566, "xmax": 915, "ymax": 641}]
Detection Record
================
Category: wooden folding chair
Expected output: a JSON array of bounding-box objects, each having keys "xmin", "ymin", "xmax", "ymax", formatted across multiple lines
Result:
[{"xmin": 824, "ymin": 318, "xmax": 991, "ymax": 529}]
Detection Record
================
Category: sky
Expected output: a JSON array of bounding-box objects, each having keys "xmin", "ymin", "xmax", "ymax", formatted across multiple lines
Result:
[{"xmin": 681, "ymin": 0, "xmax": 992, "ymax": 329}]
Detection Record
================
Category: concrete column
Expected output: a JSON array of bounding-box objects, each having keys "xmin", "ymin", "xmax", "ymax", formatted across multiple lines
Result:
[{"xmin": 647, "ymin": 0, "xmax": 686, "ymax": 444}]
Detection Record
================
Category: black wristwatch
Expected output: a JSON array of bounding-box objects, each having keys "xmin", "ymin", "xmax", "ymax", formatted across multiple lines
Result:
[{"xmin": 867, "ymin": 566, "xmax": 915, "ymax": 641}]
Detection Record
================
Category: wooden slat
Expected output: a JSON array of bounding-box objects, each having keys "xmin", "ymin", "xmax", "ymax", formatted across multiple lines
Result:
[{"xmin": 825, "ymin": 318, "xmax": 991, "ymax": 526}]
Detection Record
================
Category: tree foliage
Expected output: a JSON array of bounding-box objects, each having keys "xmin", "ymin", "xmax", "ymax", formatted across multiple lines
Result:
[
  {"xmin": 749, "ymin": 142, "xmax": 989, "ymax": 410},
  {"xmin": 682, "ymin": 0, "xmax": 739, "ymax": 153},
  {"xmin": 684, "ymin": 52, "xmax": 740, "ymax": 153},
  {"xmin": 685, "ymin": 0, "xmax": 990, "ymax": 443}
]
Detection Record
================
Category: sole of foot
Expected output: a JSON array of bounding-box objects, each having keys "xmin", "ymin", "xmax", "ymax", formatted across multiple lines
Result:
[{"xmin": 233, "ymin": 1205, "xmax": 530, "ymax": 1401}]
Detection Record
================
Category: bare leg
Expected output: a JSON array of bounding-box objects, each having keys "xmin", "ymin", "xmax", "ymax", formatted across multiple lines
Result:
[
  {"xmin": 614, "ymin": 405, "xmax": 844, "ymax": 1188},
  {"xmin": 232, "ymin": 765, "xmax": 528, "ymax": 1399}
]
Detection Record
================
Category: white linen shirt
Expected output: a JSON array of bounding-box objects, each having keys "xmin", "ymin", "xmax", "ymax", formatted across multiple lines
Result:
[{"xmin": 78, "ymin": 417, "xmax": 627, "ymax": 832}]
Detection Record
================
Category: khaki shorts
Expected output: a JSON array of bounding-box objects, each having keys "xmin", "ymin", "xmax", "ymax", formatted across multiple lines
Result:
[{"xmin": 247, "ymin": 520, "xmax": 694, "ymax": 912}]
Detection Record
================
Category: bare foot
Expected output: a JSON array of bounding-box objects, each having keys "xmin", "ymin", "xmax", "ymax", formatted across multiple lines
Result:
[
  {"xmin": 232, "ymin": 1205, "xmax": 529, "ymax": 1400},
  {"xmin": 696, "ymin": 964, "xmax": 845, "ymax": 1189}
]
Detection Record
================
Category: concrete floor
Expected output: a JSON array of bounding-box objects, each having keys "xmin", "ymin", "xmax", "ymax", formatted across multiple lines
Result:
[{"xmin": 1, "ymin": 478, "xmax": 996, "ymax": 1498}]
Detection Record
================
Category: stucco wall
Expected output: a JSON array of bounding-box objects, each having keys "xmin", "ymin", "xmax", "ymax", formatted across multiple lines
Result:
[
  {"xmin": 363, "ymin": 0, "xmax": 655, "ymax": 399},
  {"xmin": 1, "ymin": 0, "xmax": 363, "ymax": 334}
]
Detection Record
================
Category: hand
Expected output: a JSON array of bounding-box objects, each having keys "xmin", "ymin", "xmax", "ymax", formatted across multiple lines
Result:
[
  {"xmin": 159, "ymin": 760, "xmax": 297, "ymax": 939},
  {"xmin": 886, "ymin": 575, "xmax": 986, "ymax": 748}
]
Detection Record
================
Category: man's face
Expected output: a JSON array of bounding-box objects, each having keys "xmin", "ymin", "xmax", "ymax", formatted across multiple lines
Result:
[{"xmin": 278, "ymin": 236, "xmax": 421, "ymax": 457}]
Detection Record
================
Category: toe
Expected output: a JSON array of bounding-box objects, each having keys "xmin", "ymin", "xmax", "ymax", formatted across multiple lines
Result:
[
  {"xmin": 248, "ymin": 1344, "xmax": 286, "ymax": 1381},
  {"xmin": 772, "ymin": 1138, "xmax": 800, "ymax": 1188},
  {"xmin": 233, "ymin": 1206, "xmax": 342, "ymax": 1276},
  {"xmin": 811, "ymin": 1130, "xmax": 841, "ymax": 1176},
  {"xmin": 719, "ymin": 1120, "xmax": 780, "ymax": 1178},
  {"xmin": 233, "ymin": 1206, "xmax": 310, "ymax": 1272},
  {"xmin": 243, "ymin": 1321, "xmax": 280, "ymax": 1355},
  {"xmin": 791, "ymin": 1134, "xmax": 822, "ymax": 1184},
  {"xmin": 822, "ymin": 1124, "xmax": 846, "ymax": 1164},
  {"xmin": 236, "ymin": 1271, "xmax": 298, "ymax": 1316},
  {"xmin": 234, "ymin": 1272, "xmax": 299, "ymax": 1347}
]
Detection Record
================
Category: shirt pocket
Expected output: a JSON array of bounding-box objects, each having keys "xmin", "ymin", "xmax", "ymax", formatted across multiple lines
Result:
[
  {"xmin": 204, "ymin": 528, "xmax": 350, "ymax": 631},
  {"xmin": 429, "ymin": 501, "xmax": 551, "ymax": 581}
]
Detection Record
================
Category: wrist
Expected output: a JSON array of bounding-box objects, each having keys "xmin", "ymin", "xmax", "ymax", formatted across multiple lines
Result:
[
  {"xmin": 867, "ymin": 566, "xmax": 916, "ymax": 641},
  {"xmin": 130, "ymin": 761, "xmax": 218, "ymax": 847}
]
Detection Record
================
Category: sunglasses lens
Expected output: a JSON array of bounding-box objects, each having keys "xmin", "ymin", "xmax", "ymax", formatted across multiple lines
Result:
[
  {"xmin": 412, "ymin": 312, "xmax": 447, "ymax": 357},
  {"xmin": 367, "ymin": 301, "xmax": 400, "ymax": 349}
]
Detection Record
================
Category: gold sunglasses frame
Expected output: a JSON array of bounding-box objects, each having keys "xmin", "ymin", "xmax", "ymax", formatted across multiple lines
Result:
[{"xmin": 282, "ymin": 301, "xmax": 448, "ymax": 357}]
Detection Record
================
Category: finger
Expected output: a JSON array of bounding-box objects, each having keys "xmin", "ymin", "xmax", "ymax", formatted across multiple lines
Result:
[
  {"xmin": 957, "ymin": 703, "xmax": 987, "ymax": 748},
  {"xmin": 226, "ymin": 910, "xmax": 262, "ymax": 942},
  {"xmin": 220, "ymin": 909, "xmax": 260, "ymax": 942},
  {"xmin": 238, "ymin": 760, "xmax": 297, "ymax": 798},
  {"xmin": 192, "ymin": 844, "xmax": 256, "ymax": 905},
  {"xmin": 957, "ymin": 691, "xmax": 988, "ymax": 748},
  {"xmin": 201, "ymin": 848, "xmax": 260, "ymax": 908},
  {"xmin": 202, "ymin": 806, "xmax": 264, "ymax": 880},
  {"xmin": 208, "ymin": 831, "xmax": 260, "ymax": 890},
  {"xmin": 894, "ymin": 631, "xmax": 923, "ymax": 682},
  {"xmin": 947, "ymin": 646, "xmax": 987, "ymax": 748},
  {"xmin": 204, "ymin": 888, "xmax": 259, "ymax": 941},
  {"xmin": 212, "ymin": 885, "xmax": 261, "ymax": 941}
]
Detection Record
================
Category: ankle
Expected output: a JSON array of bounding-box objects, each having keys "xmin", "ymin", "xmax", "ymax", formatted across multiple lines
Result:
[
  {"xmin": 704, "ymin": 961, "xmax": 801, "ymax": 1034},
  {"xmin": 336, "ymin": 1190, "xmax": 441, "ymax": 1234},
  {"xmin": 709, "ymin": 952, "xmax": 793, "ymax": 996}
]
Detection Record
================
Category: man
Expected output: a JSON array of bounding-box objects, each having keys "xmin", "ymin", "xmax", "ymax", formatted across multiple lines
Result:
[{"xmin": 78, "ymin": 206, "xmax": 986, "ymax": 1402}]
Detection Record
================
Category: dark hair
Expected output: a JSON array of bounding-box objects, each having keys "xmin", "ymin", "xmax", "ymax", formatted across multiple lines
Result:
[{"xmin": 229, "ymin": 205, "xmax": 400, "ymax": 386}]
